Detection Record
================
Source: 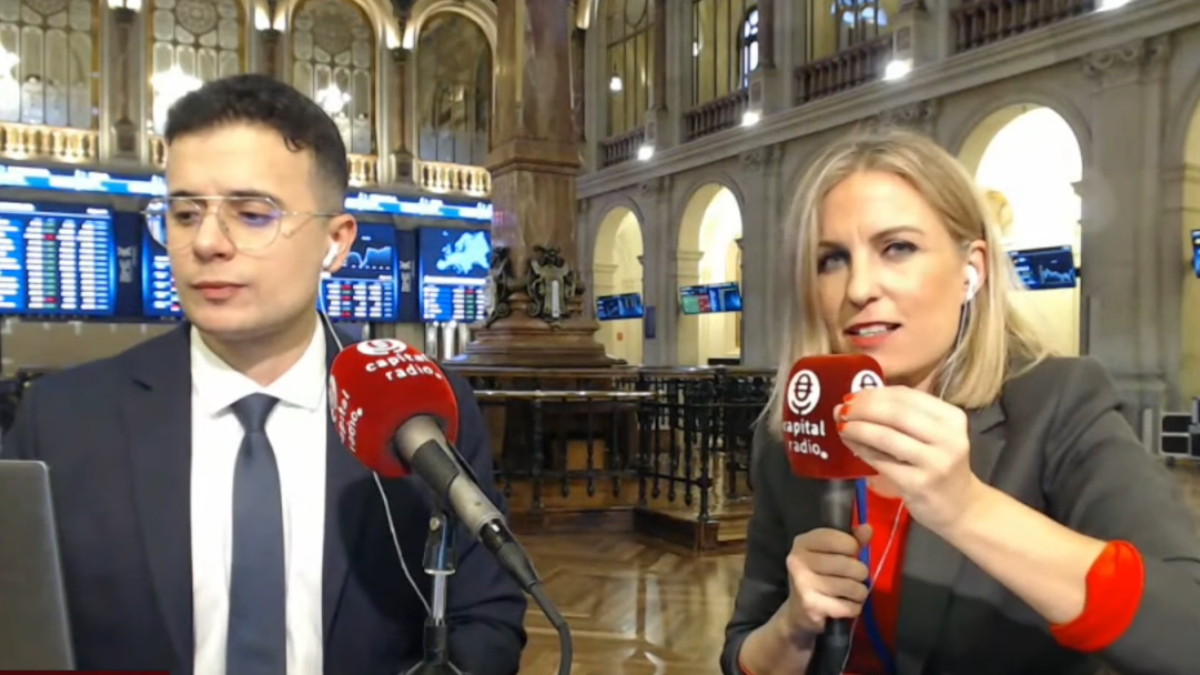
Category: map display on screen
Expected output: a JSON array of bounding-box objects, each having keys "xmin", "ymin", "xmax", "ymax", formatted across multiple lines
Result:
[{"xmin": 418, "ymin": 227, "xmax": 490, "ymax": 323}]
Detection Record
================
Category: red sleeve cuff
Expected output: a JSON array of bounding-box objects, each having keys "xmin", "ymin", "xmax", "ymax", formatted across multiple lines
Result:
[{"xmin": 1049, "ymin": 540, "xmax": 1145, "ymax": 653}]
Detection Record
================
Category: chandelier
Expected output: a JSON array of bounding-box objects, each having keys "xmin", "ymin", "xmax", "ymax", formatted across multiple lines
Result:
[
  {"xmin": 150, "ymin": 66, "xmax": 203, "ymax": 134},
  {"xmin": 0, "ymin": 46, "xmax": 18, "ymax": 82},
  {"xmin": 315, "ymin": 83, "xmax": 351, "ymax": 117}
]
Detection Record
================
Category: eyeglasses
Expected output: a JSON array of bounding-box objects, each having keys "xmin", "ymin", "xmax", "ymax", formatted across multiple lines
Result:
[{"xmin": 143, "ymin": 196, "xmax": 341, "ymax": 253}]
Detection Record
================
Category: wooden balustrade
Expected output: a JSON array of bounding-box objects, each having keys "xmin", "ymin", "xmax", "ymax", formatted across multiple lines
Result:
[
  {"xmin": 953, "ymin": 0, "xmax": 1096, "ymax": 53},
  {"xmin": 0, "ymin": 123, "xmax": 99, "ymax": 163},
  {"xmin": 413, "ymin": 159, "xmax": 491, "ymax": 196},
  {"xmin": 454, "ymin": 365, "xmax": 772, "ymax": 551},
  {"xmin": 598, "ymin": 126, "xmax": 646, "ymax": 168},
  {"xmin": 795, "ymin": 35, "xmax": 893, "ymax": 105},
  {"xmin": 682, "ymin": 89, "xmax": 750, "ymax": 143}
]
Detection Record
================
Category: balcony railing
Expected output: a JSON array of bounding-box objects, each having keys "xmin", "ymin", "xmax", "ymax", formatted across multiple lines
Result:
[
  {"xmin": 413, "ymin": 159, "xmax": 491, "ymax": 197},
  {"xmin": 794, "ymin": 35, "xmax": 892, "ymax": 105},
  {"xmin": 599, "ymin": 127, "xmax": 646, "ymax": 168},
  {"xmin": 150, "ymin": 135, "xmax": 379, "ymax": 186},
  {"xmin": 0, "ymin": 123, "xmax": 100, "ymax": 163},
  {"xmin": 683, "ymin": 89, "xmax": 750, "ymax": 143},
  {"xmin": 953, "ymin": 0, "xmax": 1096, "ymax": 53}
]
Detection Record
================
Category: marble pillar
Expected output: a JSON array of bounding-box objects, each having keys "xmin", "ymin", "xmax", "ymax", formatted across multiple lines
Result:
[
  {"xmin": 1079, "ymin": 36, "xmax": 1172, "ymax": 415},
  {"xmin": 459, "ymin": 0, "xmax": 612, "ymax": 367},
  {"xmin": 110, "ymin": 6, "xmax": 137, "ymax": 159},
  {"xmin": 738, "ymin": 144, "xmax": 784, "ymax": 368}
]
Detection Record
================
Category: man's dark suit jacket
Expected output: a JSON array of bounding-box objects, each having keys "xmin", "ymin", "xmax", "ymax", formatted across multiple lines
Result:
[
  {"xmin": 722, "ymin": 356, "xmax": 1200, "ymax": 675},
  {"xmin": 0, "ymin": 324, "xmax": 528, "ymax": 675}
]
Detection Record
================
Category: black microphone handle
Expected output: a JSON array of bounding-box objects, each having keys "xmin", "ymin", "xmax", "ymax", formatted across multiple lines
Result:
[{"xmin": 808, "ymin": 478, "xmax": 856, "ymax": 675}]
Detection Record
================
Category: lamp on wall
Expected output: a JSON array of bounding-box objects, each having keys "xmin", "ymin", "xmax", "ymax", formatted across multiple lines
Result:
[
  {"xmin": 315, "ymin": 83, "xmax": 351, "ymax": 117},
  {"xmin": 105, "ymin": 0, "xmax": 142, "ymax": 12}
]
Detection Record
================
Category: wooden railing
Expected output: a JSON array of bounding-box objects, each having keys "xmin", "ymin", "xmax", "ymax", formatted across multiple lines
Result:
[
  {"xmin": 682, "ymin": 89, "xmax": 750, "ymax": 143},
  {"xmin": 413, "ymin": 159, "xmax": 491, "ymax": 196},
  {"xmin": 599, "ymin": 126, "xmax": 646, "ymax": 168},
  {"xmin": 795, "ymin": 35, "xmax": 893, "ymax": 105},
  {"xmin": 0, "ymin": 122, "xmax": 100, "ymax": 163},
  {"xmin": 953, "ymin": 0, "xmax": 1096, "ymax": 53}
]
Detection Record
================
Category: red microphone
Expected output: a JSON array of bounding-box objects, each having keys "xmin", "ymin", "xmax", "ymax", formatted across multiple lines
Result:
[
  {"xmin": 781, "ymin": 353, "xmax": 885, "ymax": 675},
  {"xmin": 328, "ymin": 338, "xmax": 460, "ymax": 479},
  {"xmin": 782, "ymin": 353, "xmax": 883, "ymax": 480},
  {"xmin": 327, "ymin": 338, "xmax": 540, "ymax": 593}
]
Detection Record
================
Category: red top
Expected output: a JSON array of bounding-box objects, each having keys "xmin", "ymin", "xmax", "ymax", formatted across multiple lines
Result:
[{"xmin": 845, "ymin": 486, "xmax": 909, "ymax": 675}]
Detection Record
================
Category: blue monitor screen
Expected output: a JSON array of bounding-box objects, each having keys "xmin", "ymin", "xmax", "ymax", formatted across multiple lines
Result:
[
  {"xmin": 1192, "ymin": 230, "xmax": 1200, "ymax": 278},
  {"xmin": 321, "ymin": 224, "xmax": 399, "ymax": 322},
  {"xmin": 141, "ymin": 213, "xmax": 181, "ymax": 319},
  {"xmin": 680, "ymin": 282, "xmax": 742, "ymax": 315},
  {"xmin": 597, "ymin": 293, "xmax": 644, "ymax": 321},
  {"xmin": 1009, "ymin": 246, "xmax": 1077, "ymax": 290},
  {"xmin": 0, "ymin": 200, "xmax": 117, "ymax": 317},
  {"xmin": 418, "ymin": 227, "xmax": 490, "ymax": 323}
]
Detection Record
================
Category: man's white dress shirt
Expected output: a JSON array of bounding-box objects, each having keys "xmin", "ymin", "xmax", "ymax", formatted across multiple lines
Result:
[{"xmin": 190, "ymin": 322, "xmax": 327, "ymax": 675}]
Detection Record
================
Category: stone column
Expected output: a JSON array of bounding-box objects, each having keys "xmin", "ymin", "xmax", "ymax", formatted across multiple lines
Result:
[
  {"xmin": 260, "ymin": 29, "xmax": 282, "ymax": 78},
  {"xmin": 1079, "ymin": 36, "xmax": 1172, "ymax": 417},
  {"xmin": 738, "ymin": 143, "xmax": 783, "ymax": 368},
  {"xmin": 110, "ymin": 5, "xmax": 137, "ymax": 159},
  {"xmin": 459, "ymin": 0, "xmax": 611, "ymax": 367},
  {"xmin": 638, "ymin": 175, "xmax": 671, "ymax": 366},
  {"xmin": 673, "ymin": 249, "xmax": 704, "ymax": 366},
  {"xmin": 390, "ymin": 46, "xmax": 413, "ymax": 184}
]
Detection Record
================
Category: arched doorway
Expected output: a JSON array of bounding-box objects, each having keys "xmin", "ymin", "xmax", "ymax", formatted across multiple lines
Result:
[
  {"xmin": 677, "ymin": 184, "xmax": 743, "ymax": 366},
  {"xmin": 959, "ymin": 105, "xmax": 1083, "ymax": 357},
  {"xmin": 593, "ymin": 207, "xmax": 645, "ymax": 364}
]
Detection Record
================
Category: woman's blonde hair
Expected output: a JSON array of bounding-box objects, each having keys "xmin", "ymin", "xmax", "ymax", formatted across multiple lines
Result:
[{"xmin": 764, "ymin": 126, "xmax": 1054, "ymax": 437}]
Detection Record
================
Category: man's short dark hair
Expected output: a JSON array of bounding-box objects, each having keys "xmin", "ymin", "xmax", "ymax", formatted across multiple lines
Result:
[{"xmin": 164, "ymin": 74, "xmax": 350, "ymax": 209}]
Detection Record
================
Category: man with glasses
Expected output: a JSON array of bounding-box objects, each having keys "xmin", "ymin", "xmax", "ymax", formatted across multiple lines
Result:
[{"xmin": 0, "ymin": 74, "xmax": 527, "ymax": 675}]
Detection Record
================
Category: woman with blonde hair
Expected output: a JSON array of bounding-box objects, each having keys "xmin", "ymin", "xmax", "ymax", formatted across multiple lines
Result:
[{"xmin": 721, "ymin": 127, "xmax": 1200, "ymax": 675}]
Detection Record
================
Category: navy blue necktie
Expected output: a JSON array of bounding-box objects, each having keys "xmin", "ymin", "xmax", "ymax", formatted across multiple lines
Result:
[{"xmin": 226, "ymin": 393, "xmax": 286, "ymax": 675}]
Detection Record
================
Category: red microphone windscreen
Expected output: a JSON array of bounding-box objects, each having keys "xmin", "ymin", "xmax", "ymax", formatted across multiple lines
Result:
[
  {"xmin": 328, "ymin": 338, "xmax": 460, "ymax": 478},
  {"xmin": 782, "ymin": 353, "xmax": 885, "ymax": 480}
]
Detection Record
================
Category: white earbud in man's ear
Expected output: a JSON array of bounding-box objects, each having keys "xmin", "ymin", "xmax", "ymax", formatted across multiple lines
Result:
[
  {"xmin": 965, "ymin": 266, "xmax": 980, "ymax": 303},
  {"xmin": 322, "ymin": 242, "xmax": 340, "ymax": 271}
]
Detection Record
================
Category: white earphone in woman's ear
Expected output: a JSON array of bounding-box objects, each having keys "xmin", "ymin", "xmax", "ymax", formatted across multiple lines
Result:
[
  {"xmin": 322, "ymin": 242, "xmax": 339, "ymax": 270},
  {"xmin": 965, "ymin": 266, "xmax": 980, "ymax": 303}
]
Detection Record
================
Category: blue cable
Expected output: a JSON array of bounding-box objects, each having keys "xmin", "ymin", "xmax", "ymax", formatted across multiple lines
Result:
[{"xmin": 855, "ymin": 478, "xmax": 898, "ymax": 675}]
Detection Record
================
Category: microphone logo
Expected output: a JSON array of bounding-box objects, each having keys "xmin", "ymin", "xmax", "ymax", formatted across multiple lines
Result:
[
  {"xmin": 787, "ymin": 369, "xmax": 820, "ymax": 416},
  {"xmin": 356, "ymin": 339, "xmax": 409, "ymax": 356},
  {"xmin": 851, "ymin": 370, "xmax": 883, "ymax": 392}
]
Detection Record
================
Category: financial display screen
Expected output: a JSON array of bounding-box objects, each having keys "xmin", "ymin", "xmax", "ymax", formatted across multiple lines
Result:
[
  {"xmin": 1192, "ymin": 230, "xmax": 1200, "ymax": 278},
  {"xmin": 597, "ymin": 293, "xmax": 644, "ymax": 321},
  {"xmin": 680, "ymin": 282, "xmax": 742, "ymax": 315},
  {"xmin": 418, "ymin": 227, "xmax": 490, "ymax": 323},
  {"xmin": 1009, "ymin": 246, "xmax": 1077, "ymax": 290},
  {"xmin": 0, "ymin": 201, "xmax": 117, "ymax": 317},
  {"xmin": 141, "ymin": 214, "xmax": 181, "ymax": 319},
  {"xmin": 320, "ymin": 224, "xmax": 399, "ymax": 322}
]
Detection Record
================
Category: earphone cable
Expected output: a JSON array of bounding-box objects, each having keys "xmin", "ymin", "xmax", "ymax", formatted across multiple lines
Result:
[{"xmin": 318, "ymin": 287, "xmax": 433, "ymax": 616}]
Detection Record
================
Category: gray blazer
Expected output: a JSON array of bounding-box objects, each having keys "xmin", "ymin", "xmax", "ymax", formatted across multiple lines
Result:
[{"xmin": 721, "ymin": 356, "xmax": 1200, "ymax": 675}]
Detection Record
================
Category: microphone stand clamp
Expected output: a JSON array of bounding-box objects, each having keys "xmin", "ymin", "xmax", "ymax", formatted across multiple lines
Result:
[{"xmin": 404, "ymin": 510, "xmax": 469, "ymax": 675}]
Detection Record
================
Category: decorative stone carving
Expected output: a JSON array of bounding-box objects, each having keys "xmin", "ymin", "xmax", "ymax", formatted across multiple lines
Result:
[
  {"xmin": 638, "ymin": 175, "xmax": 669, "ymax": 197},
  {"xmin": 526, "ymin": 245, "xmax": 582, "ymax": 325},
  {"xmin": 872, "ymin": 99, "xmax": 939, "ymax": 133},
  {"xmin": 740, "ymin": 144, "xmax": 783, "ymax": 173},
  {"xmin": 484, "ymin": 246, "xmax": 519, "ymax": 328},
  {"xmin": 1082, "ymin": 36, "xmax": 1169, "ymax": 80}
]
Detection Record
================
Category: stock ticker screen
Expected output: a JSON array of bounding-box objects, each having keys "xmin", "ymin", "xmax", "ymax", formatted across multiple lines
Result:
[
  {"xmin": 141, "ymin": 213, "xmax": 181, "ymax": 319},
  {"xmin": 320, "ymin": 223, "xmax": 399, "ymax": 322},
  {"xmin": 1008, "ymin": 246, "xmax": 1078, "ymax": 291},
  {"xmin": 418, "ymin": 227, "xmax": 490, "ymax": 323},
  {"xmin": 0, "ymin": 201, "xmax": 116, "ymax": 317}
]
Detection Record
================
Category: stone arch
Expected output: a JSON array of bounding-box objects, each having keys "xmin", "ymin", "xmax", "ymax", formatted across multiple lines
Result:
[
  {"xmin": 674, "ymin": 170, "xmax": 746, "ymax": 252},
  {"xmin": 403, "ymin": 0, "xmax": 497, "ymax": 51},
  {"xmin": 278, "ymin": 0, "xmax": 396, "ymax": 44},
  {"xmin": 592, "ymin": 202, "xmax": 645, "ymax": 364},
  {"xmin": 950, "ymin": 92, "xmax": 1091, "ymax": 176}
]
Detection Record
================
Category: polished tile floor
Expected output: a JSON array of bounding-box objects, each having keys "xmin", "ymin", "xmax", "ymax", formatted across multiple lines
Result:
[{"xmin": 517, "ymin": 534, "xmax": 746, "ymax": 675}]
